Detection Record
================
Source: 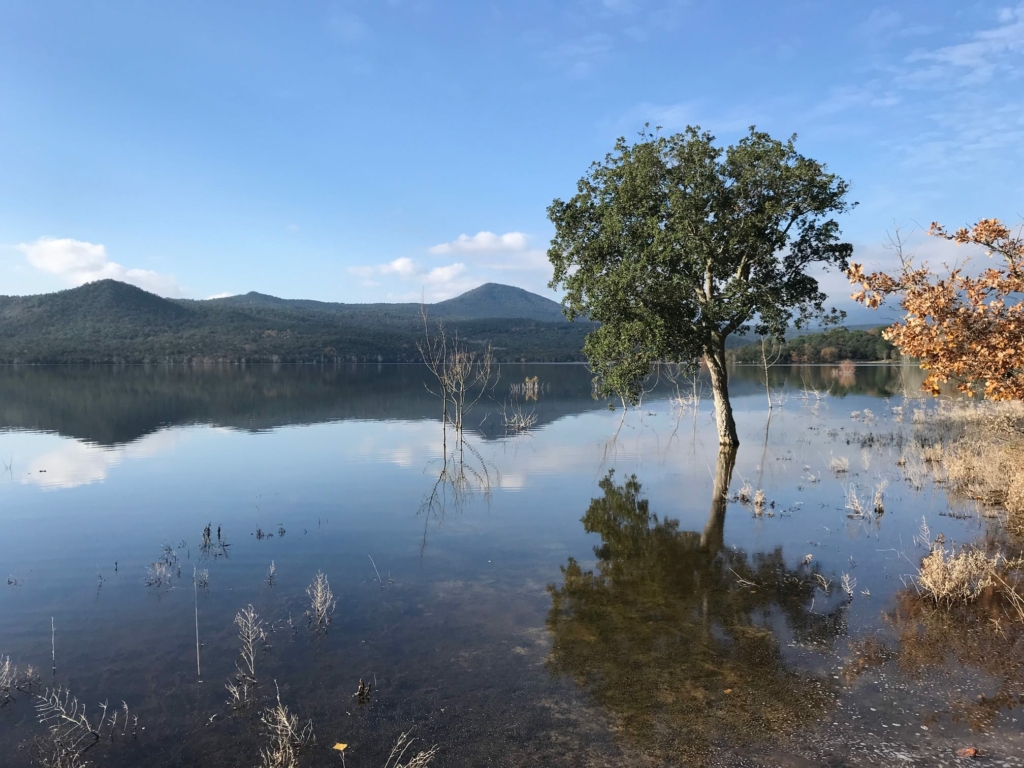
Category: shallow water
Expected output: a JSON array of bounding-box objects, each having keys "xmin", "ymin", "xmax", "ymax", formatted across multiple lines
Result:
[{"xmin": 0, "ymin": 363, "xmax": 1021, "ymax": 766}]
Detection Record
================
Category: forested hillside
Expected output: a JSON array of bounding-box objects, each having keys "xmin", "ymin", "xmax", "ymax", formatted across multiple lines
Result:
[
  {"xmin": 0, "ymin": 280, "xmax": 592, "ymax": 363},
  {"xmin": 727, "ymin": 328, "xmax": 897, "ymax": 363}
]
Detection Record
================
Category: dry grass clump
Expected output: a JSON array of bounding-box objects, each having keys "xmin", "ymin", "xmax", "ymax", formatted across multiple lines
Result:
[
  {"xmin": 0, "ymin": 655, "xmax": 15, "ymax": 705},
  {"xmin": 234, "ymin": 604, "xmax": 265, "ymax": 683},
  {"xmin": 872, "ymin": 479, "xmax": 888, "ymax": 514},
  {"xmin": 306, "ymin": 571, "xmax": 335, "ymax": 631},
  {"xmin": 752, "ymin": 489, "xmax": 766, "ymax": 515},
  {"xmin": 258, "ymin": 686, "xmax": 314, "ymax": 768},
  {"xmin": 828, "ymin": 453, "xmax": 849, "ymax": 475},
  {"xmin": 915, "ymin": 542, "xmax": 999, "ymax": 607},
  {"xmin": 734, "ymin": 480, "xmax": 752, "ymax": 504},
  {"xmin": 145, "ymin": 561, "xmax": 173, "ymax": 588},
  {"xmin": 384, "ymin": 732, "xmax": 438, "ymax": 768},
  {"xmin": 914, "ymin": 400, "xmax": 1024, "ymax": 534},
  {"xmin": 843, "ymin": 484, "xmax": 864, "ymax": 517}
]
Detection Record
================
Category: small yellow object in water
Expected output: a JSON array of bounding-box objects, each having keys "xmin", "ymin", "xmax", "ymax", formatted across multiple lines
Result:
[{"xmin": 333, "ymin": 743, "xmax": 348, "ymax": 752}]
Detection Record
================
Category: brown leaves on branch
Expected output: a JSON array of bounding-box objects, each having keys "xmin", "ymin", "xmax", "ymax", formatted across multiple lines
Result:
[{"xmin": 848, "ymin": 218, "xmax": 1024, "ymax": 400}]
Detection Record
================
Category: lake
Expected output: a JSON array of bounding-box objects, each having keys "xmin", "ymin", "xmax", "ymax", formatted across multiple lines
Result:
[{"xmin": 1, "ymin": 363, "xmax": 1021, "ymax": 766}]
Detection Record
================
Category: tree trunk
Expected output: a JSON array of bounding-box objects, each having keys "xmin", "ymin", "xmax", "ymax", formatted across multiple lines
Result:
[
  {"xmin": 701, "ymin": 445, "xmax": 738, "ymax": 552},
  {"xmin": 703, "ymin": 335, "xmax": 740, "ymax": 447}
]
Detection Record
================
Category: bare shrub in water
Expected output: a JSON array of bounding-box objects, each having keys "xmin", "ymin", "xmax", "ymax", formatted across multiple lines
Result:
[
  {"xmin": 734, "ymin": 480, "xmax": 752, "ymax": 505},
  {"xmin": 501, "ymin": 401, "xmax": 538, "ymax": 434},
  {"xmin": 873, "ymin": 479, "xmax": 888, "ymax": 514},
  {"xmin": 840, "ymin": 573, "xmax": 856, "ymax": 599},
  {"xmin": 257, "ymin": 685, "xmax": 314, "ymax": 768},
  {"xmin": 225, "ymin": 679, "xmax": 253, "ymax": 710},
  {"xmin": 235, "ymin": 605, "xmax": 265, "ymax": 682},
  {"xmin": 843, "ymin": 484, "xmax": 864, "ymax": 517},
  {"xmin": 306, "ymin": 571, "xmax": 335, "ymax": 631},
  {"xmin": 828, "ymin": 453, "xmax": 849, "ymax": 475},
  {"xmin": 384, "ymin": 732, "xmax": 438, "ymax": 768},
  {"xmin": 145, "ymin": 561, "xmax": 173, "ymax": 588},
  {"xmin": 752, "ymin": 489, "xmax": 766, "ymax": 515},
  {"xmin": 194, "ymin": 569, "xmax": 209, "ymax": 589},
  {"xmin": 0, "ymin": 655, "xmax": 14, "ymax": 705},
  {"xmin": 32, "ymin": 688, "xmax": 132, "ymax": 768}
]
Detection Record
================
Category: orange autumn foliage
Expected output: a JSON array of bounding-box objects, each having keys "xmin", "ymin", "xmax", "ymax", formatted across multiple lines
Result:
[{"xmin": 848, "ymin": 218, "xmax": 1024, "ymax": 400}]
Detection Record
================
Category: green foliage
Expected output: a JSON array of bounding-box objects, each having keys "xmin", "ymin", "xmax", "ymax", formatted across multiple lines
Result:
[
  {"xmin": 0, "ymin": 281, "xmax": 592, "ymax": 364},
  {"xmin": 727, "ymin": 328, "xmax": 897, "ymax": 363},
  {"xmin": 547, "ymin": 125, "xmax": 854, "ymax": 403}
]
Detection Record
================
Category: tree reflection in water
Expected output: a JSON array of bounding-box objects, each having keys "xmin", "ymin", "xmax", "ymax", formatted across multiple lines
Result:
[
  {"xmin": 418, "ymin": 435, "xmax": 498, "ymax": 551},
  {"xmin": 546, "ymin": 447, "xmax": 845, "ymax": 763}
]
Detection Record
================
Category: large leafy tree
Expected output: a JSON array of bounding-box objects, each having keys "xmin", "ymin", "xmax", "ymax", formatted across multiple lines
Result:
[{"xmin": 547, "ymin": 126, "xmax": 854, "ymax": 445}]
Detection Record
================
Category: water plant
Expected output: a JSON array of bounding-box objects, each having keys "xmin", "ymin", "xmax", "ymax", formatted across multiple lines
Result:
[
  {"xmin": 32, "ymin": 688, "xmax": 135, "ymax": 768},
  {"xmin": 235, "ymin": 605, "xmax": 265, "ymax": 682},
  {"xmin": 384, "ymin": 732, "xmax": 437, "ymax": 768},
  {"xmin": 0, "ymin": 655, "xmax": 15, "ymax": 706},
  {"xmin": 841, "ymin": 573, "xmax": 856, "ymax": 599},
  {"xmin": 306, "ymin": 571, "xmax": 335, "ymax": 631},
  {"xmin": 828, "ymin": 453, "xmax": 850, "ymax": 475},
  {"xmin": 914, "ymin": 541, "xmax": 999, "ymax": 607},
  {"xmin": 257, "ymin": 684, "xmax": 314, "ymax": 768},
  {"xmin": 872, "ymin": 479, "xmax": 888, "ymax": 514},
  {"xmin": 501, "ymin": 400, "xmax": 537, "ymax": 434}
]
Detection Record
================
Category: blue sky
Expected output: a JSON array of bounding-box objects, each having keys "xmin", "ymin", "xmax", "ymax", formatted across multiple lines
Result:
[{"xmin": 1, "ymin": 1, "xmax": 1021, "ymax": 310}]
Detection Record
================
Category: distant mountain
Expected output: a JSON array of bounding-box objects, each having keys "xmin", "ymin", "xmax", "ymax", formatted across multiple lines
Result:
[
  {"xmin": 432, "ymin": 283, "xmax": 567, "ymax": 321},
  {"xmin": 0, "ymin": 280, "xmax": 590, "ymax": 364},
  {"xmin": 0, "ymin": 279, "xmax": 189, "ymax": 328},
  {"xmin": 200, "ymin": 282, "xmax": 567, "ymax": 323}
]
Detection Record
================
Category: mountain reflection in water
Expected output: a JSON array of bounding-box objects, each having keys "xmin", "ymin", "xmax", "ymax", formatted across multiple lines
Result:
[{"xmin": 0, "ymin": 362, "xmax": 914, "ymax": 446}]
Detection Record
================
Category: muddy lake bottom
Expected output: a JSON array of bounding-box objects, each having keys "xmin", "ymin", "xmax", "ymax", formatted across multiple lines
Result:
[{"xmin": 1, "ymin": 363, "xmax": 1022, "ymax": 766}]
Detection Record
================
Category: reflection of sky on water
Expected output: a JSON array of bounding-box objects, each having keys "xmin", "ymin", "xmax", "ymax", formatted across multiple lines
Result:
[{"xmin": 14, "ymin": 429, "xmax": 192, "ymax": 489}]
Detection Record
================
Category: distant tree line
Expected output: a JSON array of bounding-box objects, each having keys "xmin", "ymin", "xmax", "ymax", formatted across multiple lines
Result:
[{"xmin": 726, "ymin": 329, "xmax": 897, "ymax": 364}]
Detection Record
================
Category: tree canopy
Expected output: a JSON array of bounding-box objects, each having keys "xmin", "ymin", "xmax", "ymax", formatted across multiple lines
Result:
[{"xmin": 547, "ymin": 125, "xmax": 854, "ymax": 443}]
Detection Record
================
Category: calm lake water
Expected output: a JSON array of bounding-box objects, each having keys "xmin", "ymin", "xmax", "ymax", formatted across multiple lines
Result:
[{"xmin": 1, "ymin": 363, "xmax": 1022, "ymax": 766}]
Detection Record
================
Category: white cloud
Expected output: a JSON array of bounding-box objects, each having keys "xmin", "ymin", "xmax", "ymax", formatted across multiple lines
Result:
[
  {"xmin": 810, "ymin": 85, "xmax": 900, "ymax": 117},
  {"xmin": 205, "ymin": 292, "xmax": 233, "ymax": 300},
  {"xmin": 380, "ymin": 256, "xmax": 420, "ymax": 277},
  {"xmin": 347, "ymin": 229, "xmax": 556, "ymax": 301},
  {"xmin": 427, "ymin": 230, "xmax": 551, "ymax": 272},
  {"xmin": 907, "ymin": 3, "xmax": 1024, "ymax": 83},
  {"xmin": 16, "ymin": 237, "xmax": 183, "ymax": 297},
  {"xmin": 429, "ymin": 231, "xmax": 530, "ymax": 254},
  {"xmin": 348, "ymin": 258, "xmax": 476, "ymax": 300}
]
